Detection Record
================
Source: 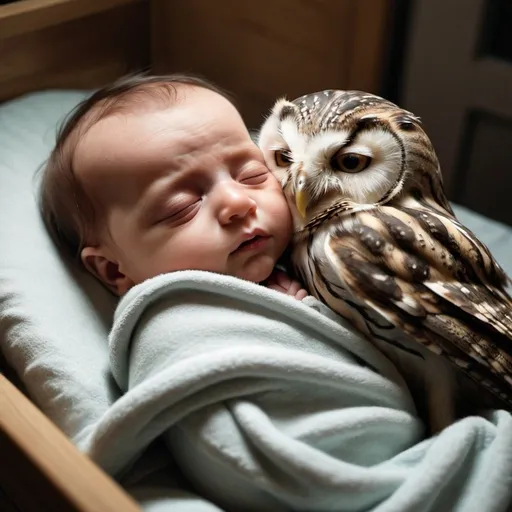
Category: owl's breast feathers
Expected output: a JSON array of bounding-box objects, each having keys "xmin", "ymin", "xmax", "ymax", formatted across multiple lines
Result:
[{"xmin": 299, "ymin": 203, "xmax": 512, "ymax": 406}]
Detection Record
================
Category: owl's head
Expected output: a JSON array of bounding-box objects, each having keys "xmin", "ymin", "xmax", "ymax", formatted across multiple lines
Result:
[{"xmin": 258, "ymin": 90, "xmax": 450, "ymax": 228}]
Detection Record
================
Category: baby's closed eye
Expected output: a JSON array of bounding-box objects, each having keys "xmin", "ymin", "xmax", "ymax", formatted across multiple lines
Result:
[
  {"xmin": 237, "ymin": 162, "xmax": 269, "ymax": 185},
  {"xmin": 154, "ymin": 196, "xmax": 201, "ymax": 225}
]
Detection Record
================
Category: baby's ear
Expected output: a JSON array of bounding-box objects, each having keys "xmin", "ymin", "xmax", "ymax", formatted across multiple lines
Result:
[{"xmin": 80, "ymin": 246, "xmax": 134, "ymax": 296}]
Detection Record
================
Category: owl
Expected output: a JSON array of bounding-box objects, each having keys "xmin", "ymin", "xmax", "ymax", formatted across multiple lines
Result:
[{"xmin": 258, "ymin": 90, "xmax": 512, "ymax": 432}]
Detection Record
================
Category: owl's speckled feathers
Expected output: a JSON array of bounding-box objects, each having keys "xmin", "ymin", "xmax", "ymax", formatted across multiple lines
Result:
[{"xmin": 258, "ymin": 90, "xmax": 512, "ymax": 429}]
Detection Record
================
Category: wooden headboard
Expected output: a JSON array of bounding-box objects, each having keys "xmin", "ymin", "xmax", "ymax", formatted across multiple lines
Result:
[
  {"xmin": 0, "ymin": 0, "xmax": 150, "ymax": 103},
  {"xmin": 150, "ymin": 0, "xmax": 392, "ymax": 128},
  {"xmin": 0, "ymin": 0, "xmax": 392, "ymax": 127}
]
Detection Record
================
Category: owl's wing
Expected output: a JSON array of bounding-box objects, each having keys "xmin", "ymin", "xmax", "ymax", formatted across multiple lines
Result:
[{"xmin": 323, "ymin": 205, "xmax": 512, "ymax": 404}]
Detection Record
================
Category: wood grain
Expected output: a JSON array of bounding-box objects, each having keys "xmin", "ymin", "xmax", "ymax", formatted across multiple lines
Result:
[
  {"xmin": 0, "ymin": 0, "xmax": 150, "ymax": 103},
  {"xmin": 0, "ymin": 0, "xmax": 142, "ymax": 39},
  {"xmin": 0, "ymin": 374, "xmax": 141, "ymax": 511},
  {"xmin": 347, "ymin": 0, "xmax": 391, "ymax": 92},
  {"xmin": 151, "ymin": 0, "xmax": 391, "ymax": 127}
]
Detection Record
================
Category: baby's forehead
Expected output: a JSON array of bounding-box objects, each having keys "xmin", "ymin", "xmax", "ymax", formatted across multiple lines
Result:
[
  {"xmin": 75, "ymin": 84, "xmax": 237, "ymax": 159},
  {"xmin": 73, "ymin": 85, "xmax": 251, "ymax": 196},
  {"xmin": 79, "ymin": 85, "xmax": 243, "ymax": 152}
]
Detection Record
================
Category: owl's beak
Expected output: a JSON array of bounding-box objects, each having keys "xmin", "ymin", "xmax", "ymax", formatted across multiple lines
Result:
[{"xmin": 295, "ymin": 171, "xmax": 309, "ymax": 218}]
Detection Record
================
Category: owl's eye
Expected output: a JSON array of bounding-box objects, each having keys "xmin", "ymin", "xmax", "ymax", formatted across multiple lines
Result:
[
  {"xmin": 274, "ymin": 149, "xmax": 292, "ymax": 167},
  {"xmin": 331, "ymin": 152, "xmax": 371, "ymax": 173}
]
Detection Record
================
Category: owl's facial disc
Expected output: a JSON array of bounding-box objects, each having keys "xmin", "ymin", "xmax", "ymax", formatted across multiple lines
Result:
[
  {"xmin": 279, "ymin": 127, "xmax": 403, "ymax": 219},
  {"xmin": 258, "ymin": 94, "xmax": 411, "ymax": 226}
]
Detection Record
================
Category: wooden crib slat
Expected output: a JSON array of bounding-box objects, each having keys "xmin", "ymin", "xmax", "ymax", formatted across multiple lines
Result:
[{"xmin": 0, "ymin": 374, "xmax": 141, "ymax": 512}]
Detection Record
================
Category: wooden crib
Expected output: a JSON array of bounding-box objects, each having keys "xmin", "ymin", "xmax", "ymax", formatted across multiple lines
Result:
[{"xmin": 0, "ymin": 1, "xmax": 391, "ymax": 509}]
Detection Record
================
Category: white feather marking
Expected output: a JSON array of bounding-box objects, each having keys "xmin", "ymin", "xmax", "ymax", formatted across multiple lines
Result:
[
  {"xmin": 402, "ymin": 295, "xmax": 419, "ymax": 309},
  {"xmin": 280, "ymin": 119, "xmax": 306, "ymax": 160},
  {"xmin": 426, "ymin": 282, "xmax": 449, "ymax": 296},
  {"xmin": 359, "ymin": 114, "xmax": 379, "ymax": 121},
  {"xmin": 267, "ymin": 144, "xmax": 286, "ymax": 152},
  {"xmin": 305, "ymin": 130, "xmax": 351, "ymax": 159},
  {"xmin": 258, "ymin": 112, "xmax": 291, "ymax": 186},
  {"xmin": 258, "ymin": 109, "xmax": 282, "ymax": 150},
  {"xmin": 393, "ymin": 294, "xmax": 422, "ymax": 316}
]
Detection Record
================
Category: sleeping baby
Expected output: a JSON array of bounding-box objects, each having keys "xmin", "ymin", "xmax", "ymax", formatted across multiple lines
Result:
[
  {"xmin": 40, "ymin": 73, "xmax": 307, "ymax": 300},
  {"xmin": 39, "ymin": 74, "xmax": 512, "ymax": 512}
]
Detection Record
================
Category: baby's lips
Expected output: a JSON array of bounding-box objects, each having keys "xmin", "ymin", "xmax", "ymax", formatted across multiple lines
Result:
[{"xmin": 231, "ymin": 227, "xmax": 270, "ymax": 253}]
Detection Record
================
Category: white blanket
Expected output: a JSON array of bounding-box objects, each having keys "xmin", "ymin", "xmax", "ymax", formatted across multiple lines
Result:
[{"xmin": 84, "ymin": 271, "xmax": 512, "ymax": 512}]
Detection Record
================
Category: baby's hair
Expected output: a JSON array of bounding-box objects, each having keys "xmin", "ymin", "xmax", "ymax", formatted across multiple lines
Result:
[{"xmin": 39, "ymin": 72, "xmax": 233, "ymax": 259}]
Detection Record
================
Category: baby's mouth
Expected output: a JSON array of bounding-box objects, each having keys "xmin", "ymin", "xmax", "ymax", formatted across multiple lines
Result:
[{"xmin": 232, "ymin": 232, "xmax": 271, "ymax": 254}]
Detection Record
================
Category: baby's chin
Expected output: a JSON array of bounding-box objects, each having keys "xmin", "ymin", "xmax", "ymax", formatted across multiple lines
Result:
[{"xmin": 235, "ymin": 257, "xmax": 276, "ymax": 284}]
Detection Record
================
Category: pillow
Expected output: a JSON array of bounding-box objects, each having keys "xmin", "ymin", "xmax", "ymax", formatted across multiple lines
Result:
[{"xmin": 0, "ymin": 90, "xmax": 119, "ymax": 444}]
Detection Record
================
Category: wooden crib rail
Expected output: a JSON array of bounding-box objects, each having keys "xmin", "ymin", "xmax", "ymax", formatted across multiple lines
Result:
[
  {"xmin": 0, "ymin": 0, "xmax": 150, "ymax": 104},
  {"xmin": 0, "ymin": 374, "xmax": 141, "ymax": 512}
]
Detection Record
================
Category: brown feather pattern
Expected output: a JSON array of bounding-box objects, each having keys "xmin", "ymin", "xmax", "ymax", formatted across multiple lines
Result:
[{"xmin": 305, "ymin": 202, "xmax": 512, "ymax": 406}]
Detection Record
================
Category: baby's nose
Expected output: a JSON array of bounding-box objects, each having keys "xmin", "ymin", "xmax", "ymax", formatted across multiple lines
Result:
[{"xmin": 217, "ymin": 186, "xmax": 257, "ymax": 225}]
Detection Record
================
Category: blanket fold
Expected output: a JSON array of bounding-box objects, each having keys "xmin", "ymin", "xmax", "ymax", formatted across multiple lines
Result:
[{"xmin": 84, "ymin": 271, "xmax": 512, "ymax": 512}]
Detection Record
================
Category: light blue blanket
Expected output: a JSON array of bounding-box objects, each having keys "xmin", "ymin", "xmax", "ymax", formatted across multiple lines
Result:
[{"xmin": 84, "ymin": 271, "xmax": 512, "ymax": 512}]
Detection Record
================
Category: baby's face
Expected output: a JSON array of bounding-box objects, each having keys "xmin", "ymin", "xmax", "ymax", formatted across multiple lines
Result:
[{"xmin": 75, "ymin": 87, "xmax": 292, "ymax": 294}]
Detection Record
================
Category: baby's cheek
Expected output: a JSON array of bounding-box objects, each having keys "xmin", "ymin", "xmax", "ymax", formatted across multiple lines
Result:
[
  {"xmin": 266, "ymin": 167, "xmax": 286, "ymax": 187},
  {"xmin": 267, "ymin": 189, "xmax": 293, "ymax": 244}
]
